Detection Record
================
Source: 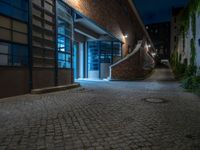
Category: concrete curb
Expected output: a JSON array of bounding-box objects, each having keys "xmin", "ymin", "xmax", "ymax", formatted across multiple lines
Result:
[{"xmin": 31, "ymin": 83, "xmax": 80, "ymax": 94}]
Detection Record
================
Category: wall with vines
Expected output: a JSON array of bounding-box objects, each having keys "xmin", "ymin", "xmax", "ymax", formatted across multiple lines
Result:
[{"xmin": 180, "ymin": 0, "xmax": 200, "ymax": 76}]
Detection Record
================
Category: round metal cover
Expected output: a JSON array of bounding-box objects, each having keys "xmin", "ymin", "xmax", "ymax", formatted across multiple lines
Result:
[{"xmin": 144, "ymin": 98, "xmax": 167, "ymax": 103}]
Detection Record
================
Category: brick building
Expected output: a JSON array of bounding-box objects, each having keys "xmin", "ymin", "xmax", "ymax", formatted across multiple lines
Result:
[{"xmin": 0, "ymin": 0, "xmax": 154, "ymax": 98}]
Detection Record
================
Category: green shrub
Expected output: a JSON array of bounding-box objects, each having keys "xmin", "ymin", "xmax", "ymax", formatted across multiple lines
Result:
[
  {"xmin": 182, "ymin": 76, "xmax": 200, "ymax": 89},
  {"xmin": 184, "ymin": 65, "xmax": 197, "ymax": 77},
  {"xmin": 173, "ymin": 63, "xmax": 186, "ymax": 78}
]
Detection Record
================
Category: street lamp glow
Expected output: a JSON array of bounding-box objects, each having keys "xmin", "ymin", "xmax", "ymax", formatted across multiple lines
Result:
[
  {"xmin": 124, "ymin": 34, "xmax": 128, "ymax": 38},
  {"xmin": 151, "ymin": 52, "xmax": 156, "ymax": 57}
]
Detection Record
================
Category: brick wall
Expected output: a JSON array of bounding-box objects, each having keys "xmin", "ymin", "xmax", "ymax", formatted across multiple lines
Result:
[
  {"xmin": 110, "ymin": 42, "xmax": 153, "ymax": 80},
  {"xmin": 64, "ymin": 0, "xmax": 145, "ymax": 56}
]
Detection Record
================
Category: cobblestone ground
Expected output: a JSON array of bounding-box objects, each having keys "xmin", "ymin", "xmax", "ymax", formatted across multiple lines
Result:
[{"xmin": 0, "ymin": 69, "xmax": 200, "ymax": 150}]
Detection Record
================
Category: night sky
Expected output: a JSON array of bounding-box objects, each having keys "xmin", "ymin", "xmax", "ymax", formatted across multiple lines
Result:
[{"xmin": 133, "ymin": 0, "xmax": 189, "ymax": 25}]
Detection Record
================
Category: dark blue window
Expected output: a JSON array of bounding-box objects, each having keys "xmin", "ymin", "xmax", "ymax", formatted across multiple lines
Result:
[
  {"xmin": 0, "ymin": 0, "xmax": 28, "ymax": 22},
  {"xmin": 88, "ymin": 41, "xmax": 122, "ymax": 71},
  {"xmin": 100, "ymin": 41, "xmax": 112, "ymax": 63},
  {"xmin": 113, "ymin": 42, "xmax": 122, "ymax": 56},
  {"xmin": 88, "ymin": 41, "xmax": 99, "ymax": 71},
  {"xmin": 0, "ymin": 42, "xmax": 28, "ymax": 66}
]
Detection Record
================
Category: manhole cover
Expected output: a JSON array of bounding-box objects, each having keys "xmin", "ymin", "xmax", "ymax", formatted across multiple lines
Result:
[{"xmin": 143, "ymin": 98, "xmax": 167, "ymax": 103}]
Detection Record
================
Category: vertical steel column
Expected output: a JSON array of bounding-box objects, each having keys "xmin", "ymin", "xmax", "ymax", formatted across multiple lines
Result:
[
  {"xmin": 111, "ymin": 41, "xmax": 114, "ymax": 64},
  {"xmin": 98, "ymin": 41, "xmax": 101, "ymax": 79},
  {"xmin": 71, "ymin": 9, "xmax": 75, "ymax": 84},
  {"xmin": 87, "ymin": 42, "xmax": 89, "ymax": 78},
  {"xmin": 28, "ymin": 0, "xmax": 33, "ymax": 91},
  {"xmin": 83, "ymin": 42, "xmax": 86, "ymax": 78},
  {"xmin": 54, "ymin": 0, "xmax": 58, "ymax": 86}
]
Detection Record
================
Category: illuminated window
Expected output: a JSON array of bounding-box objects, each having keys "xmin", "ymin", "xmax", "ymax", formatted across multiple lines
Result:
[
  {"xmin": 88, "ymin": 41, "xmax": 122, "ymax": 71},
  {"xmin": 57, "ymin": 1, "xmax": 73, "ymax": 69}
]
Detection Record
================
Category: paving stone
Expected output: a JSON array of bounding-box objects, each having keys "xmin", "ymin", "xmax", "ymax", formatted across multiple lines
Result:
[{"xmin": 0, "ymin": 69, "xmax": 200, "ymax": 149}]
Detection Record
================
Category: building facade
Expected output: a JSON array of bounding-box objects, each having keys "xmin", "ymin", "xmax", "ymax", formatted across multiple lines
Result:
[
  {"xmin": 170, "ymin": 7, "xmax": 184, "ymax": 61},
  {"xmin": 146, "ymin": 22, "xmax": 171, "ymax": 59},
  {"xmin": 171, "ymin": 6, "xmax": 200, "ymax": 75},
  {"xmin": 0, "ymin": 0, "xmax": 154, "ymax": 98}
]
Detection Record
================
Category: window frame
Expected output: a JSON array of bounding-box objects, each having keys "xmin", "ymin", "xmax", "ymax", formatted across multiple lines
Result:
[
  {"xmin": 56, "ymin": 1, "xmax": 73, "ymax": 69},
  {"xmin": 0, "ymin": 41, "xmax": 29, "ymax": 67}
]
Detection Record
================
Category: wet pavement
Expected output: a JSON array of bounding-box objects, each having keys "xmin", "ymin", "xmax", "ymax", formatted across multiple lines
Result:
[{"xmin": 0, "ymin": 68, "xmax": 200, "ymax": 150}]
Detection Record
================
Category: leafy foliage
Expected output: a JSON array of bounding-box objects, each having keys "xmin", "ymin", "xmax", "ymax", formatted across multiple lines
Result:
[
  {"xmin": 172, "ymin": 0, "xmax": 200, "ymax": 91},
  {"xmin": 182, "ymin": 76, "xmax": 200, "ymax": 89},
  {"xmin": 185, "ymin": 65, "xmax": 197, "ymax": 77},
  {"xmin": 181, "ymin": 0, "xmax": 200, "ymax": 34},
  {"xmin": 190, "ymin": 38, "xmax": 196, "ymax": 66}
]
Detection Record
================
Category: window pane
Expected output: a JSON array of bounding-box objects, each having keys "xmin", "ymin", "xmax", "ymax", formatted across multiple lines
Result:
[
  {"xmin": 13, "ymin": 32, "xmax": 28, "ymax": 44},
  {"xmin": 58, "ymin": 52, "xmax": 65, "ymax": 61},
  {"xmin": 58, "ymin": 25, "xmax": 65, "ymax": 35},
  {"xmin": 0, "ymin": 54, "xmax": 8, "ymax": 65},
  {"xmin": 0, "ymin": 42, "xmax": 10, "ymax": 54},
  {"xmin": 66, "ymin": 62, "xmax": 71, "ymax": 68},
  {"xmin": 13, "ymin": 20, "xmax": 27, "ymax": 33},
  {"xmin": 66, "ymin": 54, "xmax": 71, "ymax": 62},
  {"xmin": 13, "ymin": 56, "xmax": 21, "ymax": 66},
  {"xmin": 44, "ymin": 2, "xmax": 53, "ymax": 12},
  {"xmin": 12, "ymin": 44, "xmax": 28, "ymax": 66},
  {"xmin": 57, "ymin": 1, "xmax": 72, "ymax": 69},
  {"xmin": 44, "ymin": 23, "xmax": 53, "ymax": 31},
  {"xmin": 0, "ymin": 42, "xmax": 28, "ymax": 66},
  {"xmin": 58, "ymin": 60, "xmax": 66, "ymax": 68},
  {"xmin": 13, "ymin": 45, "xmax": 28, "ymax": 57},
  {"xmin": 0, "ymin": 15, "xmax": 11, "ymax": 29},
  {"xmin": 88, "ymin": 41, "xmax": 99, "ymax": 71},
  {"xmin": 44, "ymin": 14, "xmax": 53, "ymax": 22},
  {"xmin": 113, "ymin": 42, "xmax": 122, "ymax": 56},
  {"xmin": 65, "ymin": 38, "xmax": 71, "ymax": 51},
  {"xmin": 0, "ymin": 28, "xmax": 11, "ymax": 41},
  {"xmin": 58, "ymin": 36, "xmax": 65, "ymax": 52}
]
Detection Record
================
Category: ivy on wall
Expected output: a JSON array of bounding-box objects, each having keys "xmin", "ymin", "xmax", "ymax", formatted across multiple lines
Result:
[
  {"xmin": 172, "ymin": 0, "xmax": 200, "ymax": 62},
  {"xmin": 180, "ymin": 0, "xmax": 199, "ymax": 70},
  {"xmin": 190, "ymin": 38, "xmax": 196, "ymax": 66},
  {"xmin": 181, "ymin": 0, "xmax": 200, "ymax": 34},
  {"xmin": 171, "ymin": 0, "xmax": 200, "ymax": 90}
]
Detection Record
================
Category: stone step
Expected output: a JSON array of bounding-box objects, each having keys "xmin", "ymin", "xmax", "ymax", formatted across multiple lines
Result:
[{"xmin": 31, "ymin": 83, "xmax": 80, "ymax": 94}]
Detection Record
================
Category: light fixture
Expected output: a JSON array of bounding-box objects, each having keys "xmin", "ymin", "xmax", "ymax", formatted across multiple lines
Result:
[
  {"xmin": 124, "ymin": 34, "xmax": 128, "ymax": 38},
  {"xmin": 151, "ymin": 52, "xmax": 156, "ymax": 57}
]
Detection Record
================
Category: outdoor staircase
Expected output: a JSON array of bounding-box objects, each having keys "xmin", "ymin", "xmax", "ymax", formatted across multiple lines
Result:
[{"xmin": 108, "ymin": 40, "xmax": 155, "ymax": 80}]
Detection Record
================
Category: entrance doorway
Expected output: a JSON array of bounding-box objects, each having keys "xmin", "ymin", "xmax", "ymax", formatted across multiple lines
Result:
[{"xmin": 73, "ymin": 12, "xmax": 122, "ymax": 80}]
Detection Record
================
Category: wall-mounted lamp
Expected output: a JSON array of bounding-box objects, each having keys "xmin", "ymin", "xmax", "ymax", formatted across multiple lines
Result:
[
  {"xmin": 151, "ymin": 52, "xmax": 156, "ymax": 57},
  {"xmin": 124, "ymin": 34, "xmax": 128, "ymax": 38}
]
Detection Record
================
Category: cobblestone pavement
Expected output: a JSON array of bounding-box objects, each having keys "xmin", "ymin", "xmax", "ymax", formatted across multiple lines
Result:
[{"xmin": 0, "ymin": 69, "xmax": 200, "ymax": 150}]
